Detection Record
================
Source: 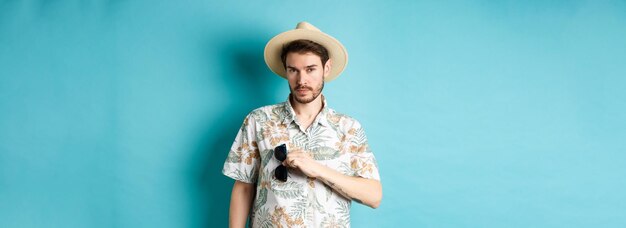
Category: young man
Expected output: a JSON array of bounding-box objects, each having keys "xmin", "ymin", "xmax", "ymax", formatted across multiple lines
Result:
[{"xmin": 222, "ymin": 22, "xmax": 382, "ymax": 228}]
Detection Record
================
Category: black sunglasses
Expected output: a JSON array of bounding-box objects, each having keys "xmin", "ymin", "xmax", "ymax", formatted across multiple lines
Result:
[{"xmin": 274, "ymin": 144, "xmax": 288, "ymax": 182}]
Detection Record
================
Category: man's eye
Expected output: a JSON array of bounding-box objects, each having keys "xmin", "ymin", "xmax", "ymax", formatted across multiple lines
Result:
[{"xmin": 307, "ymin": 68, "xmax": 315, "ymax": 72}]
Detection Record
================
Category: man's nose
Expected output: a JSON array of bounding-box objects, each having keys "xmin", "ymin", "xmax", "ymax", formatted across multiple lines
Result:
[{"xmin": 297, "ymin": 73, "xmax": 307, "ymax": 84}]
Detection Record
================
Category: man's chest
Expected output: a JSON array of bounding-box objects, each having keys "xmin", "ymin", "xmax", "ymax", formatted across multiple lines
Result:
[{"xmin": 255, "ymin": 121, "xmax": 352, "ymax": 174}]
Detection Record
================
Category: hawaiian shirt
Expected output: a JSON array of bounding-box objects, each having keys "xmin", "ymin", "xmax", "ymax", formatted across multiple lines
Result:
[{"xmin": 222, "ymin": 95, "xmax": 380, "ymax": 228}]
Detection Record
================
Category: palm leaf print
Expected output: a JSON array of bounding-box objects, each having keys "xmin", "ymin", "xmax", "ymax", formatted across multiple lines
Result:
[
  {"xmin": 254, "ymin": 187, "xmax": 268, "ymax": 211},
  {"xmin": 350, "ymin": 127, "xmax": 368, "ymax": 145},
  {"xmin": 273, "ymin": 181, "xmax": 303, "ymax": 199},
  {"xmin": 225, "ymin": 150, "xmax": 242, "ymax": 163},
  {"xmin": 254, "ymin": 207, "xmax": 273, "ymax": 228},
  {"xmin": 260, "ymin": 149, "xmax": 273, "ymax": 169},
  {"xmin": 308, "ymin": 125, "xmax": 331, "ymax": 148},
  {"xmin": 289, "ymin": 196, "xmax": 308, "ymax": 221},
  {"xmin": 311, "ymin": 146, "xmax": 340, "ymax": 160},
  {"xmin": 252, "ymin": 110, "xmax": 269, "ymax": 123}
]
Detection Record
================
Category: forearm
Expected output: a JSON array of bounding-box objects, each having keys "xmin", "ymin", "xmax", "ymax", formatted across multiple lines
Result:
[
  {"xmin": 229, "ymin": 181, "xmax": 255, "ymax": 228},
  {"xmin": 315, "ymin": 166, "xmax": 382, "ymax": 208}
]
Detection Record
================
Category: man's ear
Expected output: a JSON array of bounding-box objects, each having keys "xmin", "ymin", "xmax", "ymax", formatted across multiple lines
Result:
[{"xmin": 323, "ymin": 59, "xmax": 332, "ymax": 79}]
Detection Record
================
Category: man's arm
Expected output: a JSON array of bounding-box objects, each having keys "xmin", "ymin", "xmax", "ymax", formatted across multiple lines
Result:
[
  {"xmin": 229, "ymin": 180, "xmax": 255, "ymax": 228},
  {"xmin": 284, "ymin": 151, "xmax": 383, "ymax": 208}
]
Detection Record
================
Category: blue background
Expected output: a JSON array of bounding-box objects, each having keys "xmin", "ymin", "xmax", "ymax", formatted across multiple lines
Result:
[{"xmin": 1, "ymin": 1, "xmax": 625, "ymax": 227}]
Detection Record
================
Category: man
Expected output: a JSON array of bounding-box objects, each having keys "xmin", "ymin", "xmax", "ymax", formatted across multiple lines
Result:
[{"xmin": 222, "ymin": 22, "xmax": 382, "ymax": 228}]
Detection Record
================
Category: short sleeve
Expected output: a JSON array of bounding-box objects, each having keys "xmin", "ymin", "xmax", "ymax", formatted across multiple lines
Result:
[
  {"xmin": 348, "ymin": 121, "xmax": 380, "ymax": 180},
  {"xmin": 222, "ymin": 113, "xmax": 261, "ymax": 183}
]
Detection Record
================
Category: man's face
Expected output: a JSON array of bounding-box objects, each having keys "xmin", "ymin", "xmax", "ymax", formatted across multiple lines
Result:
[{"xmin": 285, "ymin": 52, "xmax": 331, "ymax": 104}]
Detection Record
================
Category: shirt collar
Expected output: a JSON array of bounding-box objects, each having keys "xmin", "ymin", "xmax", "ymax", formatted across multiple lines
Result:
[{"xmin": 283, "ymin": 94, "xmax": 330, "ymax": 127}]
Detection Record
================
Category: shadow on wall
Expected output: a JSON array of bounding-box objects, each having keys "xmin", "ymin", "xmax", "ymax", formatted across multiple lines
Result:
[{"xmin": 187, "ymin": 30, "xmax": 279, "ymax": 227}]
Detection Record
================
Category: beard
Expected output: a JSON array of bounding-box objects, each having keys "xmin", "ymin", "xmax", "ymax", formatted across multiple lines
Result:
[{"xmin": 290, "ymin": 81, "xmax": 324, "ymax": 104}]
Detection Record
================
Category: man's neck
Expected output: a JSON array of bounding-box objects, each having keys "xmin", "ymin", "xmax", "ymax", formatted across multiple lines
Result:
[{"xmin": 290, "ymin": 94, "xmax": 324, "ymax": 120}]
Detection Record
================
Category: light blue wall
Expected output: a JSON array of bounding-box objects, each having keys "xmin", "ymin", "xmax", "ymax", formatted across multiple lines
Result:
[{"xmin": 1, "ymin": 1, "xmax": 625, "ymax": 227}]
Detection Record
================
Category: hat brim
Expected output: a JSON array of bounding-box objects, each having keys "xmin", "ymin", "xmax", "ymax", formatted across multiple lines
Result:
[{"xmin": 264, "ymin": 29, "xmax": 348, "ymax": 82}]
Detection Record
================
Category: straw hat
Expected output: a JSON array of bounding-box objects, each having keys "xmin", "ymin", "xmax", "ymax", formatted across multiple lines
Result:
[{"xmin": 264, "ymin": 22, "xmax": 348, "ymax": 82}]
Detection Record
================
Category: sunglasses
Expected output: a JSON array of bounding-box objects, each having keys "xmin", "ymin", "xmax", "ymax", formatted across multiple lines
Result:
[{"xmin": 274, "ymin": 144, "xmax": 288, "ymax": 182}]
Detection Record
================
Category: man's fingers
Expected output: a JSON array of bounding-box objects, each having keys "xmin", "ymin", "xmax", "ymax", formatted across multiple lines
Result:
[
  {"xmin": 283, "ymin": 160, "xmax": 295, "ymax": 168},
  {"xmin": 283, "ymin": 151, "xmax": 312, "ymax": 168},
  {"xmin": 284, "ymin": 156, "xmax": 300, "ymax": 167}
]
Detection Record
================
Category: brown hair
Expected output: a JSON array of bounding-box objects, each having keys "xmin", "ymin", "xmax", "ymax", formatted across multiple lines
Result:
[{"xmin": 280, "ymin": 39, "xmax": 330, "ymax": 69}]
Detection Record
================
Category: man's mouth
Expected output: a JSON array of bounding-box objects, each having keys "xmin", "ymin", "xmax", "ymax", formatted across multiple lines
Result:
[{"xmin": 296, "ymin": 87, "xmax": 311, "ymax": 92}]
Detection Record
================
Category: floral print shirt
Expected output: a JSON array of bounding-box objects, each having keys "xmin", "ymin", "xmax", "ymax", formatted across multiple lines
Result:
[{"xmin": 222, "ymin": 95, "xmax": 380, "ymax": 228}]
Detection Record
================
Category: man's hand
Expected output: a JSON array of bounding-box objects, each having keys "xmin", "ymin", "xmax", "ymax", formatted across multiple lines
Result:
[
  {"xmin": 283, "ymin": 148, "xmax": 383, "ymax": 208},
  {"xmin": 282, "ymin": 148, "xmax": 323, "ymax": 178}
]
